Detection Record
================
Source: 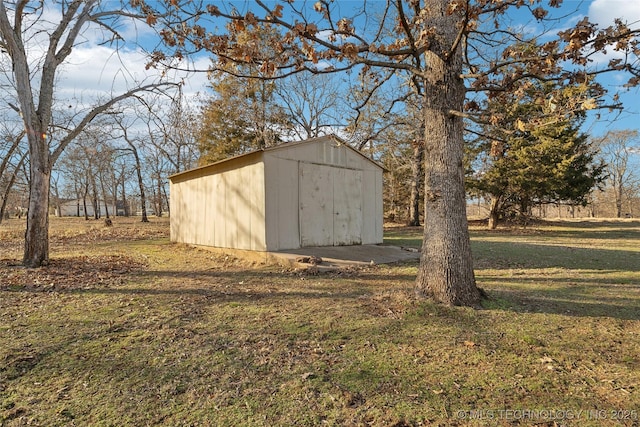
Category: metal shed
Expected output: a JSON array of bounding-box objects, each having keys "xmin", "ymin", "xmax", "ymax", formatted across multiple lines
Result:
[{"xmin": 169, "ymin": 135, "xmax": 384, "ymax": 252}]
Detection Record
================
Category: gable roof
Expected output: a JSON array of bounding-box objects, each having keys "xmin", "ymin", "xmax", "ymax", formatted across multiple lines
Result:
[{"xmin": 169, "ymin": 134, "xmax": 385, "ymax": 182}]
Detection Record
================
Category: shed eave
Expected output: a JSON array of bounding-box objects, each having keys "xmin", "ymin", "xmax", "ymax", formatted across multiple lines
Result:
[
  {"xmin": 169, "ymin": 150, "xmax": 263, "ymax": 182},
  {"xmin": 169, "ymin": 134, "xmax": 386, "ymax": 183}
]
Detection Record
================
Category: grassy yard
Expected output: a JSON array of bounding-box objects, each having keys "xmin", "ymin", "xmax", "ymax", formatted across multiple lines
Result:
[{"xmin": 1, "ymin": 217, "xmax": 639, "ymax": 426}]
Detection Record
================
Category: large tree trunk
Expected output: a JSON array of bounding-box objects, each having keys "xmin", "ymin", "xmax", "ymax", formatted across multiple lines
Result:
[
  {"xmin": 488, "ymin": 197, "xmax": 501, "ymax": 230},
  {"xmin": 415, "ymin": 2, "xmax": 480, "ymax": 307},
  {"xmin": 23, "ymin": 135, "xmax": 51, "ymax": 267},
  {"xmin": 407, "ymin": 140, "xmax": 424, "ymax": 227},
  {"xmin": 615, "ymin": 179, "xmax": 623, "ymax": 218}
]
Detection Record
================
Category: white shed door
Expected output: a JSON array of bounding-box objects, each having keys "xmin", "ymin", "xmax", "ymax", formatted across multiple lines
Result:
[
  {"xmin": 299, "ymin": 163, "xmax": 362, "ymax": 247},
  {"xmin": 333, "ymin": 167, "xmax": 363, "ymax": 245}
]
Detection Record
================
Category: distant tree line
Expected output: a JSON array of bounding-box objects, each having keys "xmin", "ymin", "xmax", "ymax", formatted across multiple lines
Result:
[
  {"xmin": 3, "ymin": 65, "xmax": 638, "ymax": 232},
  {"xmin": 1, "ymin": 93, "xmax": 199, "ymax": 224},
  {"xmin": 3, "ymin": 71, "xmax": 637, "ymax": 229}
]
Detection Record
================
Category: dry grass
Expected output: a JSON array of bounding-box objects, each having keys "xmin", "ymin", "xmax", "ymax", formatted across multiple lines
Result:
[{"xmin": 1, "ymin": 216, "xmax": 639, "ymax": 426}]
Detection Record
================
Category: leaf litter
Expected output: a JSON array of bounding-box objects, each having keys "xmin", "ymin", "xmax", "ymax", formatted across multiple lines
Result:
[{"xmin": 0, "ymin": 255, "xmax": 147, "ymax": 291}]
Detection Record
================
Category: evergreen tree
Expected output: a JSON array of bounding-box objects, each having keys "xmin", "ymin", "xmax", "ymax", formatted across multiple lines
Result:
[
  {"xmin": 467, "ymin": 82, "xmax": 605, "ymax": 228},
  {"xmin": 196, "ymin": 26, "xmax": 287, "ymax": 164}
]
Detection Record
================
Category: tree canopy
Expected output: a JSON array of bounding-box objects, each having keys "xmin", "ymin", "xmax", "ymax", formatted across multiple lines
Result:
[{"xmin": 196, "ymin": 70, "xmax": 285, "ymax": 164}]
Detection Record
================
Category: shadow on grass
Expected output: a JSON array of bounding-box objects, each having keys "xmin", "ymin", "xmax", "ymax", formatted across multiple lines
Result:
[
  {"xmin": 538, "ymin": 219, "xmax": 640, "ymax": 230},
  {"xmin": 387, "ymin": 221, "xmax": 640, "ymax": 249},
  {"xmin": 4, "ymin": 266, "xmax": 638, "ymax": 321},
  {"xmin": 3, "ymin": 233, "xmax": 638, "ymax": 321},
  {"xmin": 0, "ymin": 266, "xmax": 384, "ymax": 301},
  {"xmin": 472, "ymin": 238, "xmax": 640, "ymax": 319},
  {"xmin": 483, "ymin": 285, "xmax": 640, "ymax": 320},
  {"xmin": 472, "ymin": 240, "xmax": 640, "ymax": 271}
]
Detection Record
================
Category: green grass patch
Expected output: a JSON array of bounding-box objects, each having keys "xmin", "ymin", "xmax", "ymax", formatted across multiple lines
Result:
[{"xmin": 1, "ymin": 217, "xmax": 639, "ymax": 426}]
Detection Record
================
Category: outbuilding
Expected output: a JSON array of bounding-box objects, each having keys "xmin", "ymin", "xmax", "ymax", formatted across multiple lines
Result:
[
  {"xmin": 169, "ymin": 135, "xmax": 384, "ymax": 252},
  {"xmin": 54, "ymin": 198, "xmax": 118, "ymax": 217}
]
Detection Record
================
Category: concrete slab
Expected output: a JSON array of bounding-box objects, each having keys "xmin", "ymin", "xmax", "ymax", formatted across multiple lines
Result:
[
  {"xmin": 271, "ymin": 244, "xmax": 421, "ymax": 270},
  {"xmin": 193, "ymin": 244, "xmax": 421, "ymax": 271}
]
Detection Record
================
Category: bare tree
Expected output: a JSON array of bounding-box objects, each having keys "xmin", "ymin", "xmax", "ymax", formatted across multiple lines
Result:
[
  {"xmin": 0, "ymin": 120, "xmax": 26, "ymax": 222},
  {"xmin": 57, "ymin": 131, "xmax": 112, "ymax": 220},
  {"xmin": 597, "ymin": 130, "xmax": 640, "ymax": 218},
  {"xmin": 141, "ymin": 92, "xmax": 200, "ymax": 174},
  {"xmin": 348, "ymin": 77, "xmax": 425, "ymax": 225},
  {"xmin": 111, "ymin": 154, "xmax": 136, "ymax": 217},
  {"xmin": 0, "ymin": 0, "xmax": 178, "ymax": 266},
  {"xmin": 58, "ymin": 144, "xmax": 91, "ymax": 219},
  {"xmin": 275, "ymin": 73, "xmax": 347, "ymax": 140},
  {"xmin": 107, "ymin": 93, "xmax": 194, "ymax": 222},
  {"xmin": 144, "ymin": 143, "xmax": 172, "ymax": 217},
  {"xmin": 110, "ymin": 111, "xmax": 151, "ymax": 223}
]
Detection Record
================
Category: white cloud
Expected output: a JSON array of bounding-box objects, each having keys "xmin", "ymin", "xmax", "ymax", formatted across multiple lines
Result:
[
  {"xmin": 57, "ymin": 45, "xmax": 211, "ymax": 101},
  {"xmin": 577, "ymin": 0, "xmax": 640, "ymax": 68},
  {"xmin": 2, "ymin": 2, "xmax": 211, "ymax": 115},
  {"xmin": 588, "ymin": 0, "xmax": 640, "ymax": 28}
]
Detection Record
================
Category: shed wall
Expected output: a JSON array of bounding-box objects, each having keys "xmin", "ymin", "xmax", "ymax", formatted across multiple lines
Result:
[
  {"xmin": 360, "ymin": 169, "xmax": 384, "ymax": 244},
  {"xmin": 263, "ymin": 138, "xmax": 384, "ymax": 250},
  {"xmin": 263, "ymin": 156, "xmax": 300, "ymax": 251},
  {"xmin": 170, "ymin": 157, "xmax": 266, "ymax": 250}
]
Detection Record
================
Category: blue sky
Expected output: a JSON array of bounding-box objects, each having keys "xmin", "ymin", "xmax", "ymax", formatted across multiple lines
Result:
[
  {"xmin": 4, "ymin": 0, "xmax": 640, "ymax": 141},
  {"xmin": 539, "ymin": 0, "xmax": 640, "ymax": 138}
]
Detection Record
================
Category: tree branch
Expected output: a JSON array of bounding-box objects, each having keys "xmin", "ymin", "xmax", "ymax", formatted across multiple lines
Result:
[{"xmin": 50, "ymin": 82, "xmax": 180, "ymax": 164}]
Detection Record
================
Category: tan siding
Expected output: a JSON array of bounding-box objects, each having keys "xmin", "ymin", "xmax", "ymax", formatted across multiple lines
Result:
[
  {"xmin": 193, "ymin": 176, "xmax": 206, "ymax": 244},
  {"xmin": 233, "ymin": 165, "xmax": 254, "ymax": 250},
  {"xmin": 223, "ymin": 169, "xmax": 236, "ymax": 248},
  {"xmin": 333, "ymin": 167, "xmax": 363, "ymax": 245},
  {"xmin": 375, "ymin": 169, "xmax": 384, "ymax": 242},
  {"xmin": 263, "ymin": 156, "xmax": 277, "ymax": 250},
  {"xmin": 170, "ymin": 156, "xmax": 267, "ymax": 250},
  {"xmin": 269, "ymin": 139, "xmax": 349, "ymax": 168},
  {"xmin": 264, "ymin": 155, "xmax": 299, "ymax": 251},
  {"xmin": 299, "ymin": 162, "xmax": 334, "ymax": 246},
  {"xmin": 236, "ymin": 167, "xmax": 252, "ymax": 250},
  {"xmin": 361, "ymin": 169, "xmax": 384, "ymax": 244},
  {"xmin": 201, "ymin": 175, "xmax": 213, "ymax": 246},
  {"xmin": 209, "ymin": 162, "xmax": 267, "ymax": 251},
  {"xmin": 249, "ymin": 162, "xmax": 267, "ymax": 250},
  {"xmin": 361, "ymin": 170, "xmax": 374, "ymax": 244},
  {"xmin": 299, "ymin": 163, "xmax": 366, "ymax": 247},
  {"xmin": 213, "ymin": 174, "xmax": 225, "ymax": 247}
]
